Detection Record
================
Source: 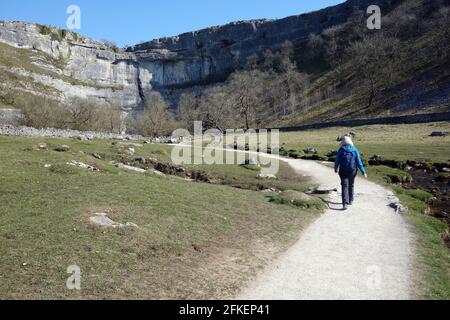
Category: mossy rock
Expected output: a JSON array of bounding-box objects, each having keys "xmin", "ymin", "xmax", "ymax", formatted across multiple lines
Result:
[
  {"xmin": 288, "ymin": 150, "xmax": 303, "ymax": 159},
  {"xmin": 301, "ymin": 154, "xmax": 328, "ymax": 161},
  {"xmin": 269, "ymin": 190, "xmax": 325, "ymax": 209}
]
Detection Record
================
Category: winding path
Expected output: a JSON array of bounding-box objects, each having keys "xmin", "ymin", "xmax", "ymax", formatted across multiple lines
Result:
[{"xmin": 237, "ymin": 155, "xmax": 415, "ymax": 300}]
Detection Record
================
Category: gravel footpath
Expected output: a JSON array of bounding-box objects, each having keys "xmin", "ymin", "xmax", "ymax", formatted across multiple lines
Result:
[{"xmin": 236, "ymin": 154, "xmax": 415, "ymax": 300}]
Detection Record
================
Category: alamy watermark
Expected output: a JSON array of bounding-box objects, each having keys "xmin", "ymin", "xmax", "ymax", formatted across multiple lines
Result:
[
  {"xmin": 171, "ymin": 122, "xmax": 280, "ymax": 176},
  {"xmin": 66, "ymin": 265, "xmax": 81, "ymax": 290},
  {"xmin": 366, "ymin": 265, "xmax": 382, "ymax": 290},
  {"xmin": 66, "ymin": 5, "xmax": 81, "ymax": 30},
  {"xmin": 367, "ymin": 5, "xmax": 381, "ymax": 30}
]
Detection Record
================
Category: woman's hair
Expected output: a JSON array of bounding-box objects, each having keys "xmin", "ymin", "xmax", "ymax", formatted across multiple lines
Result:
[{"xmin": 340, "ymin": 135, "xmax": 354, "ymax": 147}]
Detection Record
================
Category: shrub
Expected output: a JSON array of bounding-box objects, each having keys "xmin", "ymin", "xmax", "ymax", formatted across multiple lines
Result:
[
  {"xmin": 21, "ymin": 95, "xmax": 123, "ymax": 132},
  {"xmin": 129, "ymin": 92, "xmax": 176, "ymax": 137},
  {"xmin": 21, "ymin": 95, "xmax": 70, "ymax": 129},
  {"xmin": 37, "ymin": 24, "xmax": 52, "ymax": 35}
]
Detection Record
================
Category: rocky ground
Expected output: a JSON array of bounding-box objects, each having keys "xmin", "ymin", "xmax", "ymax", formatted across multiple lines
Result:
[{"xmin": 0, "ymin": 124, "xmax": 143, "ymax": 141}]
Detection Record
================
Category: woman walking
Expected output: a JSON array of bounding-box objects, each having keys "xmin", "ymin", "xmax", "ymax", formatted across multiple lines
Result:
[{"xmin": 334, "ymin": 135, "xmax": 367, "ymax": 210}]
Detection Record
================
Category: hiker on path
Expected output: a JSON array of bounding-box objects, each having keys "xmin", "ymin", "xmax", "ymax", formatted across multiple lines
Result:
[{"xmin": 334, "ymin": 135, "xmax": 367, "ymax": 210}]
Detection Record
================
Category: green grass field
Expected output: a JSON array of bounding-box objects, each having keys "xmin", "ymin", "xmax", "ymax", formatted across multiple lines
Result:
[
  {"xmin": 280, "ymin": 122, "xmax": 450, "ymax": 163},
  {"xmin": 0, "ymin": 135, "xmax": 321, "ymax": 299},
  {"xmin": 1, "ymin": 121, "xmax": 449, "ymax": 299}
]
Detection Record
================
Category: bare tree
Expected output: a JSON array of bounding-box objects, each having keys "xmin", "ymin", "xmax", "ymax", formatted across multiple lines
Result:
[
  {"xmin": 197, "ymin": 86, "xmax": 236, "ymax": 131},
  {"xmin": 228, "ymin": 70, "xmax": 267, "ymax": 130},
  {"xmin": 136, "ymin": 92, "xmax": 174, "ymax": 136},
  {"xmin": 346, "ymin": 34, "xmax": 400, "ymax": 109},
  {"xmin": 177, "ymin": 92, "xmax": 201, "ymax": 130}
]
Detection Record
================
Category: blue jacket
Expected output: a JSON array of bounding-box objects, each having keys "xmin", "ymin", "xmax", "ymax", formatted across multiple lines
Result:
[{"xmin": 334, "ymin": 145, "xmax": 366, "ymax": 175}]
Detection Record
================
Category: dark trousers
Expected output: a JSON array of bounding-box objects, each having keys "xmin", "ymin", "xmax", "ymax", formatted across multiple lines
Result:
[{"xmin": 339, "ymin": 171, "xmax": 357, "ymax": 205}]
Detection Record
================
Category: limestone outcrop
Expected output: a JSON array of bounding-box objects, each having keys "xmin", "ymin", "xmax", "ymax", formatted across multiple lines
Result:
[{"xmin": 0, "ymin": 0, "xmax": 395, "ymax": 109}]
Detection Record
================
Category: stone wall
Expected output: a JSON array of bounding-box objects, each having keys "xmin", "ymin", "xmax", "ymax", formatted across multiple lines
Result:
[{"xmin": 276, "ymin": 112, "xmax": 450, "ymax": 132}]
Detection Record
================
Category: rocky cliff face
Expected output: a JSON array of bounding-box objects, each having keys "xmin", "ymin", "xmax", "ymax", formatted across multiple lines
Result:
[
  {"xmin": 128, "ymin": 0, "xmax": 396, "ymax": 90},
  {"xmin": 0, "ymin": 20, "xmax": 151, "ymax": 108},
  {"xmin": 0, "ymin": 0, "xmax": 396, "ymax": 109}
]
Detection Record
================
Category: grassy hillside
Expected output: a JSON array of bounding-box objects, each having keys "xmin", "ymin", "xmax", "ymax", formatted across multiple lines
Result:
[
  {"xmin": 176, "ymin": 0, "xmax": 450, "ymax": 131},
  {"xmin": 0, "ymin": 136, "xmax": 322, "ymax": 299}
]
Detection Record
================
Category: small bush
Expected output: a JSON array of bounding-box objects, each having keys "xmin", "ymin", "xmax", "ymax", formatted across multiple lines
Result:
[
  {"xmin": 58, "ymin": 29, "xmax": 67, "ymax": 40},
  {"xmin": 37, "ymin": 24, "xmax": 52, "ymax": 35},
  {"xmin": 50, "ymin": 31, "xmax": 61, "ymax": 42}
]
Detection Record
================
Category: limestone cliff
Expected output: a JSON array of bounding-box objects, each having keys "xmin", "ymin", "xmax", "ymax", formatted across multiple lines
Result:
[
  {"xmin": 0, "ymin": 20, "xmax": 151, "ymax": 108},
  {"xmin": 0, "ymin": 0, "xmax": 397, "ymax": 109}
]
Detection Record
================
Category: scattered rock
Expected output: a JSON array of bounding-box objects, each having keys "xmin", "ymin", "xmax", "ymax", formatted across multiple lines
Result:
[
  {"xmin": 371, "ymin": 154, "xmax": 382, "ymax": 161},
  {"xmin": 442, "ymin": 229, "xmax": 450, "ymax": 242},
  {"xmin": 0, "ymin": 125, "xmax": 143, "ymax": 140},
  {"xmin": 92, "ymin": 152, "xmax": 102, "ymax": 160},
  {"xmin": 176, "ymin": 166, "xmax": 186, "ymax": 173},
  {"xmin": 115, "ymin": 163, "xmax": 146, "ymax": 174},
  {"xmin": 301, "ymin": 154, "xmax": 328, "ymax": 161},
  {"xmin": 303, "ymin": 147, "xmax": 318, "ymax": 154},
  {"xmin": 306, "ymin": 187, "xmax": 338, "ymax": 195},
  {"xmin": 260, "ymin": 188, "xmax": 278, "ymax": 193},
  {"xmin": 89, "ymin": 213, "xmax": 138, "ymax": 229},
  {"xmin": 127, "ymin": 147, "xmax": 135, "ymax": 156},
  {"xmin": 55, "ymin": 145, "xmax": 70, "ymax": 152},
  {"xmin": 67, "ymin": 160, "xmax": 100, "ymax": 172},
  {"xmin": 258, "ymin": 173, "xmax": 277, "ymax": 179},
  {"xmin": 242, "ymin": 158, "xmax": 259, "ymax": 166},
  {"xmin": 38, "ymin": 142, "xmax": 48, "ymax": 151},
  {"xmin": 430, "ymin": 131, "xmax": 448, "ymax": 137},
  {"xmin": 125, "ymin": 222, "xmax": 139, "ymax": 228},
  {"xmin": 135, "ymin": 157, "xmax": 146, "ymax": 165},
  {"xmin": 90, "ymin": 213, "xmax": 123, "ymax": 228},
  {"xmin": 389, "ymin": 202, "xmax": 408, "ymax": 214},
  {"xmin": 78, "ymin": 134, "xmax": 94, "ymax": 141}
]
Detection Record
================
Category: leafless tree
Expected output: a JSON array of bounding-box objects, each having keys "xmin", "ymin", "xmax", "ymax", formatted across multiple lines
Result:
[
  {"xmin": 346, "ymin": 34, "xmax": 400, "ymax": 109},
  {"xmin": 135, "ymin": 92, "xmax": 174, "ymax": 136}
]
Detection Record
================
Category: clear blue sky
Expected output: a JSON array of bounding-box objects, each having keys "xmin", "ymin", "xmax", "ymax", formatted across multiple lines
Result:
[{"xmin": 0, "ymin": 0, "xmax": 344, "ymax": 47}]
